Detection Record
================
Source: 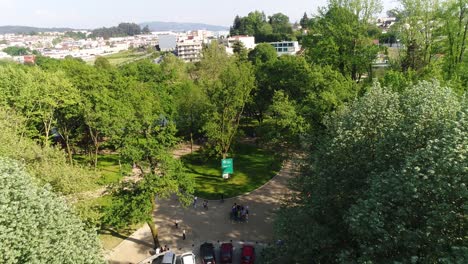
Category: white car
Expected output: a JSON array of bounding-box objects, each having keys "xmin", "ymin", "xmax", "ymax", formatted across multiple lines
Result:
[
  {"xmin": 138, "ymin": 251, "xmax": 176, "ymax": 264},
  {"xmin": 180, "ymin": 252, "xmax": 196, "ymax": 264},
  {"xmin": 161, "ymin": 252, "xmax": 177, "ymax": 264}
]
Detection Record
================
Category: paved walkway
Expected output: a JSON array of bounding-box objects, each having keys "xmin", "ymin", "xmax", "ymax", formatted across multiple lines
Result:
[{"xmin": 106, "ymin": 152, "xmax": 298, "ymax": 264}]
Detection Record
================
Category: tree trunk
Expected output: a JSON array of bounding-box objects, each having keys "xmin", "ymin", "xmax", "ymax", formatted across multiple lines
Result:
[
  {"xmin": 147, "ymin": 221, "xmax": 160, "ymax": 249},
  {"xmin": 65, "ymin": 134, "xmax": 73, "ymax": 164},
  {"xmin": 44, "ymin": 119, "xmax": 52, "ymax": 148},
  {"xmin": 88, "ymin": 126, "xmax": 99, "ymax": 168},
  {"xmin": 147, "ymin": 196, "xmax": 160, "ymax": 248},
  {"xmin": 190, "ymin": 132, "xmax": 193, "ymax": 154}
]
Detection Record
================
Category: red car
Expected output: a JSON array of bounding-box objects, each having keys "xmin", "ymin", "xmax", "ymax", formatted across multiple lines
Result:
[
  {"xmin": 240, "ymin": 245, "xmax": 255, "ymax": 264},
  {"xmin": 220, "ymin": 243, "xmax": 233, "ymax": 264}
]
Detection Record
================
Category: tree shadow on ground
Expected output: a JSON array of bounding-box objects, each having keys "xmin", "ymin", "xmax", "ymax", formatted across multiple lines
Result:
[{"xmin": 100, "ymin": 228, "xmax": 154, "ymax": 248}]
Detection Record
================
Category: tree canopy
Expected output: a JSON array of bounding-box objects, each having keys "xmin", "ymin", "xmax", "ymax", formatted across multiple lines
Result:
[
  {"xmin": 267, "ymin": 81, "xmax": 467, "ymax": 263},
  {"xmin": 0, "ymin": 158, "xmax": 104, "ymax": 263}
]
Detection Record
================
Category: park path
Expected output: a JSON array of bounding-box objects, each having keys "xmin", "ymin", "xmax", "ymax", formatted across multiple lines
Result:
[{"xmin": 105, "ymin": 145, "xmax": 299, "ymax": 264}]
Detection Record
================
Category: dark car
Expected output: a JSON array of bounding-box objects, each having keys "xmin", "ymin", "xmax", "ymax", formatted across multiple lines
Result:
[
  {"xmin": 200, "ymin": 242, "xmax": 216, "ymax": 264},
  {"xmin": 220, "ymin": 243, "xmax": 233, "ymax": 264},
  {"xmin": 240, "ymin": 245, "xmax": 255, "ymax": 264}
]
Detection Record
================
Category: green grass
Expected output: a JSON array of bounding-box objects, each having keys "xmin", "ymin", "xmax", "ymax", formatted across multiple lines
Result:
[
  {"xmin": 73, "ymin": 154, "xmax": 131, "ymax": 186},
  {"xmin": 99, "ymin": 224, "xmax": 142, "ymax": 250},
  {"xmin": 87, "ymin": 50, "xmax": 152, "ymax": 66},
  {"xmin": 181, "ymin": 143, "xmax": 282, "ymax": 199}
]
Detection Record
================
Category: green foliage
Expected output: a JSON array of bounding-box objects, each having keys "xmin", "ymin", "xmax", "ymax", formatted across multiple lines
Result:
[
  {"xmin": 300, "ymin": 12, "xmax": 310, "ymax": 29},
  {"xmin": 102, "ymin": 152, "xmax": 194, "ymax": 246},
  {"xmin": 0, "ymin": 108, "xmax": 99, "ymax": 194},
  {"xmin": 303, "ymin": 5, "xmax": 379, "ymax": 80},
  {"xmin": 91, "ymin": 22, "xmax": 142, "ymax": 39},
  {"xmin": 197, "ymin": 42, "xmax": 256, "ymax": 158},
  {"xmin": 175, "ymin": 82, "xmax": 208, "ymax": 141},
  {"xmin": 0, "ymin": 158, "xmax": 104, "ymax": 263},
  {"xmin": 248, "ymin": 43, "xmax": 278, "ymax": 66},
  {"xmin": 269, "ymin": 81, "xmax": 467, "ymax": 263},
  {"xmin": 2, "ymin": 46, "xmax": 31, "ymax": 56},
  {"xmin": 438, "ymin": 0, "xmax": 468, "ymax": 79},
  {"xmin": 395, "ymin": 0, "xmax": 440, "ymax": 71},
  {"xmin": 268, "ymin": 13, "xmax": 293, "ymax": 35},
  {"xmin": 251, "ymin": 55, "xmax": 357, "ymax": 130},
  {"xmin": 94, "ymin": 56, "xmax": 112, "ymax": 69},
  {"xmin": 259, "ymin": 91, "xmax": 309, "ymax": 154},
  {"xmin": 232, "ymin": 41, "xmax": 249, "ymax": 61},
  {"xmin": 229, "ymin": 11, "xmax": 294, "ymax": 42},
  {"xmin": 64, "ymin": 31, "xmax": 87, "ymax": 40}
]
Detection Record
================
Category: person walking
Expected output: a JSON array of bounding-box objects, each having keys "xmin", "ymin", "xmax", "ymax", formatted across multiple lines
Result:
[
  {"xmin": 193, "ymin": 196, "xmax": 198, "ymax": 208},
  {"xmin": 182, "ymin": 229, "xmax": 186, "ymax": 240},
  {"xmin": 174, "ymin": 219, "xmax": 179, "ymax": 229}
]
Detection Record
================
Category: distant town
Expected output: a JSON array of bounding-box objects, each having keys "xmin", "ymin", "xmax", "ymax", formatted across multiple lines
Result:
[{"xmin": 0, "ymin": 16, "xmax": 396, "ymax": 65}]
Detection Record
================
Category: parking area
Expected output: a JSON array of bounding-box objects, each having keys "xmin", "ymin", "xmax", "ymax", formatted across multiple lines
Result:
[{"xmin": 139, "ymin": 241, "xmax": 267, "ymax": 264}]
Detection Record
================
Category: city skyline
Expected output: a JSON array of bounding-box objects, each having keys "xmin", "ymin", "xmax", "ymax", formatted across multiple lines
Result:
[{"xmin": 0, "ymin": 0, "xmax": 399, "ymax": 29}]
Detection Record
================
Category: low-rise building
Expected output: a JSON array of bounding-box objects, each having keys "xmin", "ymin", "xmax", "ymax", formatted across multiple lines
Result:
[
  {"xmin": 269, "ymin": 41, "xmax": 301, "ymax": 56},
  {"xmin": 176, "ymin": 41, "xmax": 202, "ymax": 62},
  {"xmin": 225, "ymin": 35, "xmax": 255, "ymax": 50}
]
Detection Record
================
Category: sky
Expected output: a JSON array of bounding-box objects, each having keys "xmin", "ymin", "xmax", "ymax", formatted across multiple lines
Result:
[{"xmin": 0, "ymin": 0, "xmax": 400, "ymax": 29}]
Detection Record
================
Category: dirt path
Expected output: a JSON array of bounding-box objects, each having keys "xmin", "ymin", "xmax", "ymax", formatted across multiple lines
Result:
[{"xmin": 105, "ymin": 158, "xmax": 299, "ymax": 264}]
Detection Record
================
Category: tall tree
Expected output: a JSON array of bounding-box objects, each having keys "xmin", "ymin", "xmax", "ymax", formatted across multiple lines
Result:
[
  {"xmin": 103, "ymin": 153, "xmax": 194, "ymax": 248},
  {"xmin": 300, "ymin": 12, "xmax": 310, "ymax": 29},
  {"xmin": 268, "ymin": 81, "xmax": 467, "ymax": 263},
  {"xmin": 197, "ymin": 42, "xmax": 255, "ymax": 158},
  {"xmin": 439, "ymin": 0, "xmax": 468, "ymax": 78},
  {"xmin": 329, "ymin": 0, "xmax": 383, "ymax": 21},
  {"xmin": 304, "ymin": 5, "xmax": 379, "ymax": 80},
  {"xmin": 396, "ymin": 0, "xmax": 440, "ymax": 71},
  {"xmin": 269, "ymin": 13, "xmax": 293, "ymax": 35}
]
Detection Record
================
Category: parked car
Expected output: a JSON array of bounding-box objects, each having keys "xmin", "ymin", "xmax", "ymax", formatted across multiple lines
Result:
[
  {"xmin": 220, "ymin": 243, "xmax": 233, "ymax": 264},
  {"xmin": 200, "ymin": 242, "xmax": 216, "ymax": 264},
  {"xmin": 161, "ymin": 252, "xmax": 176, "ymax": 264},
  {"xmin": 135, "ymin": 251, "xmax": 165, "ymax": 264},
  {"xmin": 180, "ymin": 252, "xmax": 196, "ymax": 264},
  {"xmin": 240, "ymin": 245, "xmax": 255, "ymax": 264}
]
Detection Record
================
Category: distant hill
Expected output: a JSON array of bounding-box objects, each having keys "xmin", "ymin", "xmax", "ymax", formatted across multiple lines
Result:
[
  {"xmin": 0, "ymin": 25, "xmax": 76, "ymax": 34},
  {"xmin": 140, "ymin": 21, "xmax": 229, "ymax": 32}
]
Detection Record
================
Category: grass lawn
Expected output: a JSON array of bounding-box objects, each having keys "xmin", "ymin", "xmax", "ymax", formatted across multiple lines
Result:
[
  {"xmin": 87, "ymin": 50, "xmax": 152, "ymax": 66},
  {"xmin": 99, "ymin": 224, "xmax": 142, "ymax": 250},
  {"xmin": 103, "ymin": 50, "xmax": 154, "ymax": 65},
  {"xmin": 73, "ymin": 154, "xmax": 131, "ymax": 186},
  {"xmin": 181, "ymin": 143, "xmax": 282, "ymax": 199}
]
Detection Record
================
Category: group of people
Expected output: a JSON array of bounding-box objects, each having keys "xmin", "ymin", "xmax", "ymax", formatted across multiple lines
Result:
[
  {"xmin": 193, "ymin": 196, "xmax": 209, "ymax": 210},
  {"xmin": 230, "ymin": 203, "xmax": 249, "ymax": 222},
  {"xmin": 155, "ymin": 245, "xmax": 170, "ymax": 254}
]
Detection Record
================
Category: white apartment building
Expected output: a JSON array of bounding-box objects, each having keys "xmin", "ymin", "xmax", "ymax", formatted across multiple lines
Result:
[
  {"xmin": 269, "ymin": 41, "xmax": 301, "ymax": 56},
  {"xmin": 176, "ymin": 41, "xmax": 202, "ymax": 63},
  {"xmin": 225, "ymin": 35, "xmax": 255, "ymax": 50}
]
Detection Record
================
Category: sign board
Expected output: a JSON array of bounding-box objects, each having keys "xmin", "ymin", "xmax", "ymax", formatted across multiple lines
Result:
[{"xmin": 221, "ymin": 158, "xmax": 233, "ymax": 177}]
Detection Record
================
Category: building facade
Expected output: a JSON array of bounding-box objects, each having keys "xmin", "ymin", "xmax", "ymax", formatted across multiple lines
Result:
[
  {"xmin": 176, "ymin": 41, "xmax": 202, "ymax": 62},
  {"xmin": 269, "ymin": 41, "xmax": 301, "ymax": 56},
  {"xmin": 225, "ymin": 35, "xmax": 256, "ymax": 50}
]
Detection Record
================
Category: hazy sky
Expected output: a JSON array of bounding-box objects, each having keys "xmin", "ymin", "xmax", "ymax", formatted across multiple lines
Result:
[{"xmin": 0, "ymin": 0, "xmax": 400, "ymax": 29}]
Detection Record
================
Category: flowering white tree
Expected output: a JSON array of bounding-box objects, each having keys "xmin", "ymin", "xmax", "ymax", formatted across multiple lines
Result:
[
  {"xmin": 0, "ymin": 158, "xmax": 104, "ymax": 263},
  {"xmin": 270, "ymin": 81, "xmax": 467, "ymax": 263}
]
